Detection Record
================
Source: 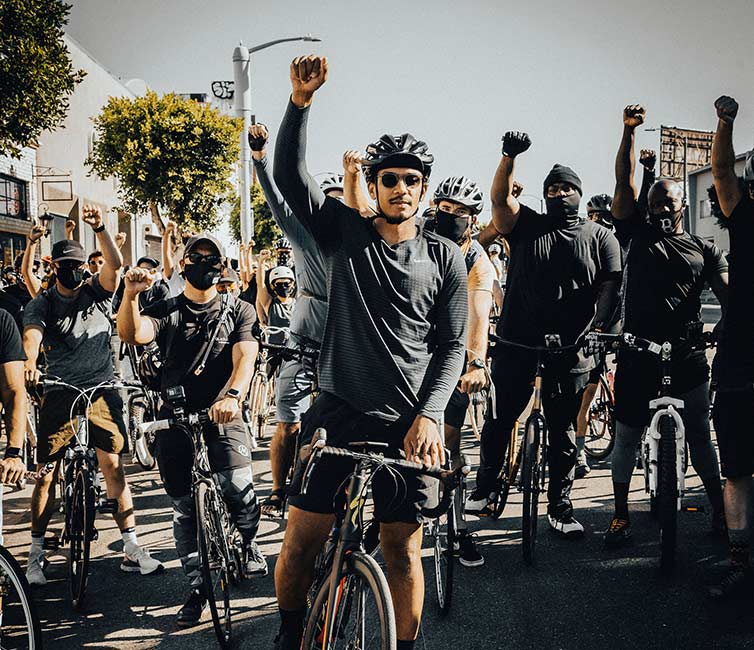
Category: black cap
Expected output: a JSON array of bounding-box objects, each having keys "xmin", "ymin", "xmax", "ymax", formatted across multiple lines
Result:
[
  {"xmin": 183, "ymin": 233, "xmax": 225, "ymax": 259},
  {"xmin": 219, "ymin": 267, "xmax": 239, "ymax": 284},
  {"xmin": 51, "ymin": 239, "xmax": 87, "ymax": 263},
  {"xmin": 136, "ymin": 256, "xmax": 159, "ymax": 269}
]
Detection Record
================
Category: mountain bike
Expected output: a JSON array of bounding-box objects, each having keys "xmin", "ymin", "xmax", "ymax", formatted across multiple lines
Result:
[
  {"xmin": 36, "ymin": 377, "xmax": 143, "ymax": 608},
  {"xmin": 140, "ymin": 386, "xmax": 249, "ymax": 648},
  {"xmin": 300, "ymin": 431, "xmax": 465, "ymax": 650},
  {"xmin": 248, "ymin": 326, "xmax": 288, "ymax": 444}
]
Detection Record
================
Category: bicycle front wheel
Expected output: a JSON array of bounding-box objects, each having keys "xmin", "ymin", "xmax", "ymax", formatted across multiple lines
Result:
[
  {"xmin": 584, "ymin": 374, "xmax": 615, "ymax": 460},
  {"xmin": 0, "ymin": 544, "xmax": 43, "ymax": 649},
  {"xmin": 129, "ymin": 395, "xmax": 156, "ymax": 470},
  {"xmin": 196, "ymin": 481, "xmax": 233, "ymax": 648},
  {"xmin": 521, "ymin": 417, "xmax": 543, "ymax": 566},
  {"xmin": 424, "ymin": 500, "xmax": 455, "ymax": 615},
  {"xmin": 302, "ymin": 551, "xmax": 396, "ymax": 650},
  {"xmin": 658, "ymin": 414, "xmax": 678, "ymax": 573},
  {"xmin": 68, "ymin": 467, "xmax": 94, "ymax": 608}
]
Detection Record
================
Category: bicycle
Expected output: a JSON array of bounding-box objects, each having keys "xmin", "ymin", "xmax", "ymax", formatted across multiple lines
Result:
[
  {"xmin": 585, "ymin": 331, "xmax": 687, "ymax": 572},
  {"xmin": 139, "ymin": 386, "xmax": 249, "ymax": 648},
  {"xmin": 122, "ymin": 344, "xmax": 159, "ymax": 470},
  {"xmin": 248, "ymin": 326, "xmax": 288, "ymax": 445},
  {"xmin": 35, "ymin": 376, "xmax": 143, "ymax": 608},
  {"xmin": 300, "ymin": 431, "xmax": 466, "ymax": 650},
  {"xmin": 583, "ymin": 360, "xmax": 616, "ymax": 461},
  {"xmin": 489, "ymin": 334, "xmax": 582, "ymax": 566},
  {"xmin": 0, "ymin": 464, "xmax": 52, "ymax": 649}
]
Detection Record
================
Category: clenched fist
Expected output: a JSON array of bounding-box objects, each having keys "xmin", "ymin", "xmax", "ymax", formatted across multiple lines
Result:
[
  {"xmin": 114, "ymin": 232, "xmax": 127, "ymax": 249},
  {"xmin": 82, "ymin": 205, "xmax": 103, "ymax": 230},
  {"xmin": 123, "ymin": 266, "xmax": 155, "ymax": 296},
  {"xmin": 639, "ymin": 149, "xmax": 656, "ymax": 171},
  {"xmin": 502, "ymin": 131, "xmax": 531, "ymax": 159},
  {"xmin": 290, "ymin": 55, "xmax": 328, "ymax": 108},
  {"xmin": 715, "ymin": 95, "xmax": 739, "ymax": 125},
  {"xmin": 623, "ymin": 105, "xmax": 646, "ymax": 129},
  {"xmin": 29, "ymin": 223, "xmax": 47, "ymax": 243},
  {"xmin": 342, "ymin": 150, "xmax": 363, "ymax": 175},
  {"xmin": 512, "ymin": 181, "xmax": 524, "ymax": 199},
  {"xmin": 248, "ymin": 123, "xmax": 269, "ymax": 152}
]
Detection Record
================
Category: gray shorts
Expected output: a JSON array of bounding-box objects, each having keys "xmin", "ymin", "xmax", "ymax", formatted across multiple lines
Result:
[{"xmin": 275, "ymin": 346, "xmax": 318, "ymax": 424}]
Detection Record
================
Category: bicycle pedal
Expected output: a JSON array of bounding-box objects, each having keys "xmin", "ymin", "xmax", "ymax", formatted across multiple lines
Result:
[
  {"xmin": 97, "ymin": 498, "xmax": 119, "ymax": 514},
  {"xmin": 42, "ymin": 536, "xmax": 60, "ymax": 551}
]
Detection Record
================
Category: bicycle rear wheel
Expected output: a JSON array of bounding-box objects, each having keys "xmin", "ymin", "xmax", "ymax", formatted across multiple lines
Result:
[
  {"xmin": 196, "ymin": 481, "xmax": 233, "ymax": 648},
  {"xmin": 521, "ymin": 417, "xmax": 543, "ymax": 566},
  {"xmin": 302, "ymin": 551, "xmax": 395, "ymax": 650},
  {"xmin": 129, "ymin": 394, "xmax": 156, "ymax": 470},
  {"xmin": 491, "ymin": 422, "xmax": 522, "ymax": 519},
  {"xmin": 424, "ymin": 499, "xmax": 455, "ymax": 615},
  {"xmin": 658, "ymin": 414, "xmax": 678, "ymax": 573},
  {"xmin": 584, "ymin": 374, "xmax": 615, "ymax": 460},
  {"xmin": 68, "ymin": 467, "xmax": 94, "ymax": 608},
  {"xmin": 248, "ymin": 373, "xmax": 267, "ymax": 443},
  {"xmin": 0, "ymin": 544, "xmax": 43, "ymax": 649}
]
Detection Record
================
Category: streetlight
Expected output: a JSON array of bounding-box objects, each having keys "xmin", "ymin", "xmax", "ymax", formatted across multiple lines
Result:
[{"xmin": 233, "ymin": 35, "xmax": 321, "ymax": 244}]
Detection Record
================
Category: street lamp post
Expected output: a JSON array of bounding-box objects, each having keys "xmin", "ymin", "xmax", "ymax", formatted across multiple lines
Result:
[{"xmin": 233, "ymin": 35, "xmax": 321, "ymax": 245}]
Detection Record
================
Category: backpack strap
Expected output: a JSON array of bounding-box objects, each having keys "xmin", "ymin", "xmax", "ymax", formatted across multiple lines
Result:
[{"xmin": 190, "ymin": 293, "xmax": 235, "ymax": 377}]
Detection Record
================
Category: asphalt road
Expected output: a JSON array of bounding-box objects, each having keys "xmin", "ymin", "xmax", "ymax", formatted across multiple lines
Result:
[{"xmin": 4, "ymin": 415, "xmax": 753, "ymax": 650}]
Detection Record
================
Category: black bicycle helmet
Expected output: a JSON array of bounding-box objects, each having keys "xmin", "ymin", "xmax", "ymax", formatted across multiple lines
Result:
[
  {"xmin": 275, "ymin": 237, "xmax": 292, "ymax": 250},
  {"xmin": 586, "ymin": 193, "xmax": 612, "ymax": 213},
  {"xmin": 362, "ymin": 133, "xmax": 434, "ymax": 182},
  {"xmin": 433, "ymin": 176, "xmax": 485, "ymax": 215}
]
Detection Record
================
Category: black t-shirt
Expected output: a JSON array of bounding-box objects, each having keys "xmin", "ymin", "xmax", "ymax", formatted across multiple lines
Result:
[
  {"xmin": 0, "ymin": 283, "xmax": 32, "ymax": 332},
  {"xmin": 715, "ymin": 194, "xmax": 754, "ymax": 387},
  {"xmin": 143, "ymin": 294, "xmax": 257, "ymax": 409},
  {"xmin": 0, "ymin": 308, "xmax": 25, "ymax": 363},
  {"xmin": 239, "ymin": 283, "xmax": 258, "ymax": 308},
  {"xmin": 499, "ymin": 206, "xmax": 622, "ymax": 347}
]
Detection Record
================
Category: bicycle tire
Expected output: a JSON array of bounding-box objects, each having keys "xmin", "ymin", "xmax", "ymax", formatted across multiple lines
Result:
[
  {"xmin": 584, "ymin": 374, "xmax": 615, "ymax": 460},
  {"xmin": 658, "ymin": 414, "xmax": 678, "ymax": 573},
  {"xmin": 196, "ymin": 481, "xmax": 233, "ymax": 648},
  {"xmin": 129, "ymin": 395, "xmax": 156, "ymax": 470},
  {"xmin": 0, "ymin": 544, "xmax": 43, "ymax": 649},
  {"xmin": 425, "ymin": 497, "xmax": 455, "ymax": 615},
  {"xmin": 68, "ymin": 466, "xmax": 94, "ymax": 608},
  {"xmin": 521, "ymin": 417, "xmax": 543, "ymax": 566},
  {"xmin": 302, "ymin": 551, "xmax": 396, "ymax": 650},
  {"xmin": 248, "ymin": 372, "xmax": 267, "ymax": 442},
  {"xmin": 492, "ymin": 423, "xmax": 522, "ymax": 519}
]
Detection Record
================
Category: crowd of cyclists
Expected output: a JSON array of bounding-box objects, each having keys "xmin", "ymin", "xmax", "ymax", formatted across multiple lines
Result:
[{"xmin": 0, "ymin": 53, "xmax": 751, "ymax": 648}]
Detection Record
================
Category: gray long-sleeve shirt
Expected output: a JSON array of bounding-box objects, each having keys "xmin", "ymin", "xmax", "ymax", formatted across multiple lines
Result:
[
  {"xmin": 253, "ymin": 155, "xmax": 328, "ymax": 343},
  {"xmin": 273, "ymin": 99, "xmax": 468, "ymax": 423}
]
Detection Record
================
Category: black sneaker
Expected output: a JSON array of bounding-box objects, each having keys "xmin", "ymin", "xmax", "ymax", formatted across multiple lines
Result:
[
  {"xmin": 708, "ymin": 565, "xmax": 754, "ymax": 600},
  {"xmin": 176, "ymin": 589, "xmax": 207, "ymax": 627},
  {"xmin": 457, "ymin": 531, "xmax": 484, "ymax": 567},
  {"xmin": 274, "ymin": 628, "xmax": 303, "ymax": 650},
  {"xmin": 711, "ymin": 510, "xmax": 727, "ymax": 537},
  {"xmin": 603, "ymin": 517, "xmax": 632, "ymax": 548}
]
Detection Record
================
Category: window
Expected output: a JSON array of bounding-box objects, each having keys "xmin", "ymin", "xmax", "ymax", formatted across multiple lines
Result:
[
  {"xmin": 700, "ymin": 199, "xmax": 712, "ymax": 219},
  {"xmin": 0, "ymin": 175, "xmax": 27, "ymax": 220}
]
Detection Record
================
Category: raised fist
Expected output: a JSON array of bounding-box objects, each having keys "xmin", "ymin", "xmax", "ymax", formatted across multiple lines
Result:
[
  {"xmin": 164, "ymin": 220, "xmax": 176, "ymax": 235},
  {"xmin": 82, "ymin": 205, "xmax": 103, "ymax": 230},
  {"xmin": 502, "ymin": 131, "xmax": 532, "ymax": 159},
  {"xmin": 639, "ymin": 149, "xmax": 656, "ymax": 171},
  {"xmin": 342, "ymin": 150, "xmax": 363, "ymax": 175},
  {"xmin": 114, "ymin": 232, "xmax": 127, "ymax": 249},
  {"xmin": 64, "ymin": 219, "xmax": 76, "ymax": 236},
  {"xmin": 715, "ymin": 95, "xmax": 739, "ymax": 125},
  {"xmin": 512, "ymin": 181, "xmax": 524, "ymax": 199},
  {"xmin": 259, "ymin": 249, "xmax": 272, "ymax": 261},
  {"xmin": 290, "ymin": 55, "xmax": 328, "ymax": 107},
  {"xmin": 29, "ymin": 224, "xmax": 47, "ymax": 243},
  {"xmin": 123, "ymin": 266, "xmax": 155, "ymax": 295},
  {"xmin": 248, "ymin": 123, "xmax": 269, "ymax": 152},
  {"xmin": 623, "ymin": 105, "xmax": 646, "ymax": 129}
]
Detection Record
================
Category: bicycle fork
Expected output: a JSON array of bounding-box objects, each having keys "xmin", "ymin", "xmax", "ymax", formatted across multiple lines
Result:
[{"xmin": 644, "ymin": 399, "xmax": 686, "ymax": 509}]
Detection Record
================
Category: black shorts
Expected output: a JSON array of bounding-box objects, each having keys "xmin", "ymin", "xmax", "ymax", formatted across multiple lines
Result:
[
  {"xmin": 444, "ymin": 388, "xmax": 469, "ymax": 430},
  {"xmin": 154, "ymin": 410, "xmax": 253, "ymax": 498},
  {"xmin": 713, "ymin": 389, "xmax": 754, "ymax": 479},
  {"xmin": 288, "ymin": 392, "xmax": 431, "ymax": 524}
]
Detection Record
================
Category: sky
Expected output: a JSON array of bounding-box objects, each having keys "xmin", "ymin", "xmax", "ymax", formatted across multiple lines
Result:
[{"xmin": 68, "ymin": 0, "xmax": 754, "ymax": 219}]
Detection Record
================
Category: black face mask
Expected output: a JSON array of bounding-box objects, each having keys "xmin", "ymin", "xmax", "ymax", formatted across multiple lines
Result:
[
  {"xmin": 56, "ymin": 267, "xmax": 85, "ymax": 290},
  {"xmin": 277, "ymin": 252, "xmax": 293, "ymax": 268},
  {"xmin": 649, "ymin": 208, "xmax": 683, "ymax": 235},
  {"xmin": 183, "ymin": 262, "xmax": 222, "ymax": 290},
  {"xmin": 433, "ymin": 210, "xmax": 470, "ymax": 244},
  {"xmin": 274, "ymin": 284, "xmax": 292, "ymax": 298},
  {"xmin": 545, "ymin": 193, "xmax": 581, "ymax": 222}
]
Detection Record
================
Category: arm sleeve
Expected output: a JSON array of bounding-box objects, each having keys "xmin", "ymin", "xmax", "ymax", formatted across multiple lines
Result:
[
  {"xmin": 229, "ymin": 301, "xmax": 257, "ymax": 345},
  {"xmin": 592, "ymin": 231, "xmax": 623, "ymax": 331},
  {"xmin": 418, "ymin": 248, "xmax": 469, "ymax": 421},
  {"xmin": 703, "ymin": 240, "xmax": 729, "ymax": 277},
  {"xmin": 90, "ymin": 274, "xmax": 114, "ymax": 301},
  {"xmin": 503, "ymin": 204, "xmax": 539, "ymax": 247},
  {"xmin": 0, "ymin": 310, "xmax": 25, "ymax": 362},
  {"xmin": 272, "ymin": 100, "xmax": 342, "ymax": 249},
  {"xmin": 22, "ymin": 295, "xmax": 47, "ymax": 331}
]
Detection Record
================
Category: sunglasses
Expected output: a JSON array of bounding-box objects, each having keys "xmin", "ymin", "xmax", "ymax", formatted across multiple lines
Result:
[
  {"xmin": 378, "ymin": 172, "xmax": 423, "ymax": 189},
  {"xmin": 185, "ymin": 252, "xmax": 222, "ymax": 266},
  {"xmin": 274, "ymin": 282, "xmax": 293, "ymax": 289}
]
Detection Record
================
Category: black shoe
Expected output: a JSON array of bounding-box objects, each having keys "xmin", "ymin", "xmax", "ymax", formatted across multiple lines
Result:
[
  {"xmin": 274, "ymin": 628, "xmax": 303, "ymax": 650},
  {"xmin": 176, "ymin": 589, "xmax": 207, "ymax": 627},
  {"xmin": 547, "ymin": 501, "xmax": 584, "ymax": 538},
  {"xmin": 711, "ymin": 510, "xmax": 727, "ymax": 537},
  {"xmin": 456, "ymin": 531, "xmax": 484, "ymax": 567},
  {"xmin": 603, "ymin": 517, "xmax": 632, "ymax": 548},
  {"xmin": 708, "ymin": 565, "xmax": 754, "ymax": 600}
]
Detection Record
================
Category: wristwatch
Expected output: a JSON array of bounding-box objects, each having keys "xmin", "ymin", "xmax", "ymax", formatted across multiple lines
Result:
[
  {"xmin": 224, "ymin": 388, "xmax": 242, "ymax": 403},
  {"xmin": 93, "ymin": 224, "xmax": 106, "ymax": 233},
  {"xmin": 4, "ymin": 447, "xmax": 21, "ymax": 459},
  {"xmin": 469, "ymin": 358, "xmax": 486, "ymax": 370}
]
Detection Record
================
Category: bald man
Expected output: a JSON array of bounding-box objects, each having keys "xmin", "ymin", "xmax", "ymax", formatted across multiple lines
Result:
[{"xmin": 603, "ymin": 105, "xmax": 728, "ymax": 548}]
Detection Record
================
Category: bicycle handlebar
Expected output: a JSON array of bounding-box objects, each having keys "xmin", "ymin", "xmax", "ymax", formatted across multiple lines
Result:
[
  {"xmin": 489, "ymin": 334, "xmax": 584, "ymax": 354},
  {"xmin": 138, "ymin": 409, "xmax": 211, "ymax": 436},
  {"xmin": 37, "ymin": 376, "xmax": 145, "ymax": 394}
]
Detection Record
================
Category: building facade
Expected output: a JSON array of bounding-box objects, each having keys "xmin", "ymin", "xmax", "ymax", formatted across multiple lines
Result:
[{"xmin": 0, "ymin": 146, "xmax": 37, "ymax": 268}]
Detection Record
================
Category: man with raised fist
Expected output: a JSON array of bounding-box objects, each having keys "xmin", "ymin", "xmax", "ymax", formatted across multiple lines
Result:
[
  {"xmin": 272, "ymin": 55, "xmax": 467, "ymax": 650},
  {"xmin": 466, "ymin": 131, "xmax": 622, "ymax": 540}
]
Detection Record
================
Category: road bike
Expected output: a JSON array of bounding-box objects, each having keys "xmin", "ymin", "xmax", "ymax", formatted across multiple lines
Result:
[
  {"xmin": 300, "ymin": 431, "xmax": 465, "ymax": 650},
  {"xmin": 140, "ymin": 386, "xmax": 249, "ymax": 648},
  {"xmin": 122, "ymin": 344, "xmax": 159, "ymax": 470},
  {"xmin": 36, "ymin": 377, "xmax": 143, "ymax": 608},
  {"xmin": 248, "ymin": 326, "xmax": 288, "ymax": 445}
]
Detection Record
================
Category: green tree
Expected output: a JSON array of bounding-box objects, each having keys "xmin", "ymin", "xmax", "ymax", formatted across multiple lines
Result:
[
  {"xmin": 0, "ymin": 0, "xmax": 85, "ymax": 156},
  {"xmin": 86, "ymin": 91, "xmax": 241, "ymax": 233},
  {"xmin": 229, "ymin": 184, "xmax": 282, "ymax": 249}
]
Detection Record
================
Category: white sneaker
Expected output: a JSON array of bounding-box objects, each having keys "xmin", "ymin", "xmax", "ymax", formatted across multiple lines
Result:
[
  {"xmin": 120, "ymin": 546, "xmax": 164, "ymax": 575},
  {"xmin": 548, "ymin": 513, "xmax": 585, "ymax": 538},
  {"xmin": 464, "ymin": 489, "xmax": 493, "ymax": 516},
  {"xmin": 25, "ymin": 553, "xmax": 47, "ymax": 586}
]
